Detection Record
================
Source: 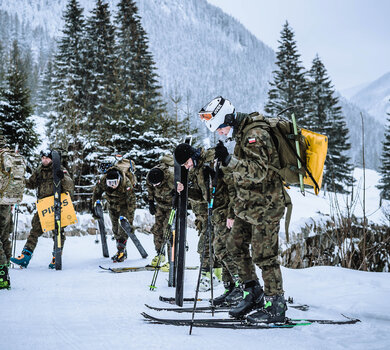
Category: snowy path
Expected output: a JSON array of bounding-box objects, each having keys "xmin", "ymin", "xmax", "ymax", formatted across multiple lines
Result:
[{"xmin": 3, "ymin": 230, "xmax": 390, "ymax": 350}]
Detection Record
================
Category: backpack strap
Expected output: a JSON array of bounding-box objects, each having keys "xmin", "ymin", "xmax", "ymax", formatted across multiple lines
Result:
[
  {"xmin": 282, "ymin": 186, "xmax": 292, "ymax": 243},
  {"xmin": 275, "ymin": 124, "xmax": 320, "ymax": 194}
]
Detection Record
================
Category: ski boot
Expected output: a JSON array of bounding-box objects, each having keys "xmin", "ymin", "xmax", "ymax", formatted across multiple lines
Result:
[
  {"xmin": 229, "ymin": 280, "xmax": 264, "ymax": 319},
  {"xmin": 0, "ymin": 264, "xmax": 10, "ymax": 290},
  {"xmin": 213, "ymin": 281, "xmax": 234, "ymax": 306},
  {"xmin": 224, "ymin": 279, "xmax": 243, "ymax": 306},
  {"xmin": 247, "ymin": 294, "xmax": 287, "ymax": 324},
  {"xmin": 150, "ymin": 254, "xmax": 165, "ymax": 267},
  {"xmin": 160, "ymin": 262, "xmax": 170, "ymax": 272},
  {"xmin": 111, "ymin": 240, "xmax": 127, "ymax": 263},
  {"xmin": 48, "ymin": 252, "xmax": 56, "ymax": 269},
  {"xmin": 10, "ymin": 248, "xmax": 32, "ymax": 268},
  {"xmin": 198, "ymin": 270, "xmax": 222, "ymax": 292}
]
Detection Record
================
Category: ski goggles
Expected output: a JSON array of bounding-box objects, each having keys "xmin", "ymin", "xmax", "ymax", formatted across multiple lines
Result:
[
  {"xmin": 198, "ymin": 111, "xmax": 213, "ymax": 121},
  {"xmin": 106, "ymin": 179, "xmax": 119, "ymax": 188}
]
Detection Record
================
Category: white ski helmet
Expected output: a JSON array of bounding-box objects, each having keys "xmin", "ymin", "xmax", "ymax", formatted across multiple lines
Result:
[{"xmin": 198, "ymin": 96, "xmax": 235, "ymax": 132}]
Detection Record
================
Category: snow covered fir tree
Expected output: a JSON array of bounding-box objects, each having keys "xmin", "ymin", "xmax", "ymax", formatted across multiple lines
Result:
[
  {"xmin": 0, "ymin": 40, "xmax": 39, "ymax": 166},
  {"xmin": 378, "ymin": 111, "xmax": 390, "ymax": 200},
  {"xmin": 264, "ymin": 21, "xmax": 309, "ymax": 122},
  {"xmin": 265, "ymin": 22, "xmax": 353, "ymax": 193},
  {"xmin": 306, "ymin": 55, "xmax": 354, "ymax": 193}
]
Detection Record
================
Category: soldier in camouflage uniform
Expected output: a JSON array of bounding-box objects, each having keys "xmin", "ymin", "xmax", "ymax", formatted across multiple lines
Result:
[
  {"xmin": 92, "ymin": 167, "xmax": 136, "ymax": 263},
  {"xmin": 209, "ymin": 158, "xmax": 241, "ymax": 305},
  {"xmin": 146, "ymin": 154, "xmax": 175, "ymax": 269},
  {"xmin": 199, "ymin": 96, "xmax": 289, "ymax": 323},
  {"xmin": 175, "ymin": 144, "xmax": 235, "ymax": 292},
  {"xmin": 0, "ymin": 135, "xmax": 13, "ymax": 288},
  {"xmin": 11, "ymin": 149, "xmax": 74, "ymax": 269}
]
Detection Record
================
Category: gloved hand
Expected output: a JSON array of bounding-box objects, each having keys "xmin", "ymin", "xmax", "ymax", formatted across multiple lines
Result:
[
  {"xmin": 149, "ymin": 200, "xmax": 156, "ymax": 215},
  {"xmin": 91, "ymin": 202, "xmax": 100, "ymax": 219},
  {"xmin": 170, "ymin": 190, "xmax": 178, "ymax": 209},
  {"xmin": 215, "ymin": 141, "xmax": 230, "ymax": 166}
]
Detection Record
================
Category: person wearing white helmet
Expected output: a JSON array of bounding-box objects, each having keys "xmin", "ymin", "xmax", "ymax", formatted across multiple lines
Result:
[
  {"xmin": 198, "ymin": 96, "xmax": 289, "ymax": 324},
  {"xmin": 198, "ymin": 96, "xmax": 236, "ymax": 134}
]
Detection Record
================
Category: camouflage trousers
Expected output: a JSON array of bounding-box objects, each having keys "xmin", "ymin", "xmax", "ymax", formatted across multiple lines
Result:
[
  {"xmin": 0, "ymin": 205, "xmax": 13, "ymax": 265},
  {"xmin": 213, "ymin": 218, "xmax": 237, "ymax": 284},
  {"xmin": 228, "ymin": 216, "xmax": 284, "ymax": 295},
  {"xmin": 150, "ymin": 206, "xmax": 171, "ymax": 253},
  {"xmin": 196, "ymin": 215, "xmax": 222, "ymax": 271},
  {"xmin": 109, "ymin": 206, "xmax": 135, "ymax": 244},
  {"xmin": 25, "ymin": 212, "xmax": 66, "ymax": 253}
]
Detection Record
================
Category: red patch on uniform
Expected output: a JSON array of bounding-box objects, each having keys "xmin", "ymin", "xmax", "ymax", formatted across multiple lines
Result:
[
  {"xmin": 248, "ymin": 138, "xmax": 256, "ymax": 144},
  {"xmin": 127, "ymin": 187, "xmax": 131, "ymax": 191}
]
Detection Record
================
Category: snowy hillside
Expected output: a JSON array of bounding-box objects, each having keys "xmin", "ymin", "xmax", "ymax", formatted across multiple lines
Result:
[
  {"xmin": 0, "ymin": 0, "xmax": 275, "ymax": 119},
  {"xmin": 350, "ymin": 72, "xmax": 390, "ymax": 124},
  {"xmin": 337, "ymin": 95, "xmax": 385, "ymax": 170},
  {"xmin": 0, "ymin": 0, "xmax": 385, "ymax": 169},
  {"xmin": 3, "ymin": 168, "xmax": 390, "ymax": 349}
]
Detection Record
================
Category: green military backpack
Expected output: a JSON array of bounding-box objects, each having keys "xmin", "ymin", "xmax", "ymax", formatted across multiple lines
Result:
[
  {"xmin": 0, "ymin": 149, "xmax": 26, "ymax": 204},
  {"xmin": 247, "ymin": 112, "xmax": 308, "ymax": 186},
  {"xmin": 113, "ymin": 156, "xmax": 137, "ymax": 188}
]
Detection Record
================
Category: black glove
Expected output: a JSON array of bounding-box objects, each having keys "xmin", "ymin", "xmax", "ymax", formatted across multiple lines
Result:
[
  {"xmin": 149, "ymin": 200, "xmax": 156, "ymax": 215},
  {"xmin": 91, "ymin": 202, "xmax": 99, "ymax": 219},
  {"xmin": 215, "ymin": 141, "xmax": 230, "ymax": 166}
]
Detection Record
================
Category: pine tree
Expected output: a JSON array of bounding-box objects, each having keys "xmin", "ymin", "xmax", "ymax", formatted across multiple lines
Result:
[
  {"xmin": 41, "ymin": 0, "xmax": 88, "ymax": 187},
  {"xmin": 114, "ymin": 0, "xmax": 174, "ymax": 195},
  {"xmin": 49, "ymin": 0, "xmax": 87, "ymax": 177},
  {"xmin": 264, "ymin": 21, "xmax": 309, "ymax": 122},
  {"xmin": 0, "ymin": 42, "xmax": 6, "ymax": 87},
  {"xmin": 84, "ymin": 0, "xmax": 119, "ymax": 147},
  {"xmin": 35, "ymin": 59, "xmax": 55, "ymax": 116},
  {"xmin": 306, "ymin": 55, "xmax": 354, "ymax": 193},
  {"xmin": 378, "ymin": 112, "xmax": 390, "ymax": 199},
  {"xmin": 0, "ymin": 40, "xmax": 39, "ymax": 166}
]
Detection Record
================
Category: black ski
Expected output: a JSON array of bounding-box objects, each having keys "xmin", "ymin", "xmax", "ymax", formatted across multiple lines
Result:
[
  {"xmin": 119, "ymin": 216, "xmax": 148, "ymax": 258},
  {"xmin": 145, "ymin": 302, "xmax": 309, "ymax": 313},
  {"xmin": 94, "ymin": 200, "xmax": 109, "ymax": 258},
  {"xmin": 141, "ymin": 312, "xmax": 360, "ymax": 329},
  {"xmin": 175, "ymin": 135, "xmax": 192, "ymax": 306},
  {"xmin": 99, "ymin": 265, "xmax": 198, "ymax": 273},
  {"xmin": 52, "ymin": 150, "xmax": 62, "ymax": 270}
]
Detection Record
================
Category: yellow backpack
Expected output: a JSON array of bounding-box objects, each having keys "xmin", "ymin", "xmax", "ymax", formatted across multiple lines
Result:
[{"xmin": 301, "ymin": 129, "xmax": 328, "ymax": 195}]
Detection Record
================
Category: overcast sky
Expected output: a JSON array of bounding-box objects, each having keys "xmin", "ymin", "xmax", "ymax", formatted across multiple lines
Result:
[{"xmin": 207, "ymin": 0, "xmax": 390, "ymax": 92}]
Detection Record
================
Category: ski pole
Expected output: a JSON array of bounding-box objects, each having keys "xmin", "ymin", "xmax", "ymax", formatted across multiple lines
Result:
[
  {"xmin": 189, "ymin": 161, "xmax": 220, "ymax": 334},
  {"xmin": 291, "ymin": 112, "xmax": 305, "ymax": 195},
  {"xmin": 189, "ymin": 224, "xmax": 208, "ymax": 335},
  {"xmin": 150, "ymin": 208, "xmax": 176, "ymax": 290},
  {"xmin": 11, "ymin": 204, "xmax": 19, "ymax": 262}
]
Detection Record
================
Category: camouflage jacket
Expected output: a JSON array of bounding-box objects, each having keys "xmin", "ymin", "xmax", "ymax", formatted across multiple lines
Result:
[
  {"xmin": 187, "ymin": 148, "xmax": 230, "ymax": 224},
  {"xmin": 26, "ymin": 163, "xmax": 74, "ymax": 200},
  {"xmin": 92, "ymin": 169, "xmax": 136, "ymax": 212},
  {"xmin": 223, "ymin": 112, "xmax": 286, "ymax": 224},
  {"xmin": 147, "ymin": 154, "xmax": 175, "ymax": 210}
]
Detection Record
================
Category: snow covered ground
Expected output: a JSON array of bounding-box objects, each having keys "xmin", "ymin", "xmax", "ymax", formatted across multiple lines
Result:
[{"xmin": 2, "ymin": 168, "xmax": 390, "ymax": 350}]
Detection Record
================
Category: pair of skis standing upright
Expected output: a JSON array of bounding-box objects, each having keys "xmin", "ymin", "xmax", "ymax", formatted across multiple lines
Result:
[{"xmin": 94, "ymin": 202, "xmax": 148, "ymax": 260}]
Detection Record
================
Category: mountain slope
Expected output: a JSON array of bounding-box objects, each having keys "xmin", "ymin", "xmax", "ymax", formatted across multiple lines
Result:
[
  {"xmin": 350, "ymin": 72, "xmax": 390, "ymax": 123},
  {"xmin": 0, "ymin": 0, "xmax": 384, "ymax": 169}
]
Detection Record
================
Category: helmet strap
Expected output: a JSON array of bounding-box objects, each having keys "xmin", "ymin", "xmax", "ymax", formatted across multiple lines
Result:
[{"xmin": 224, "ymin": 111, "xmax": 236, "ymax": 127}]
